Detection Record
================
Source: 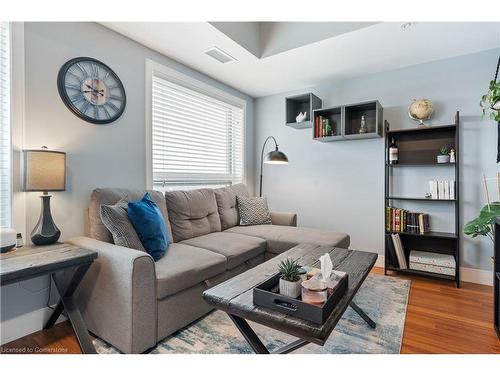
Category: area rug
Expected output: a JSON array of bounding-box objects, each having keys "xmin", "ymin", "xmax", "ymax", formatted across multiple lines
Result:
[{"xmin": 94, "ymin": 274, "xmax": 410, "ymax": 354}]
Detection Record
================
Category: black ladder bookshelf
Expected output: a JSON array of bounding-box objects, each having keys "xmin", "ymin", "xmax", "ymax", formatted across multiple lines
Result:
[{"xmin": 384, "ymin": 112, "xmax": 460, "ymax": 287}]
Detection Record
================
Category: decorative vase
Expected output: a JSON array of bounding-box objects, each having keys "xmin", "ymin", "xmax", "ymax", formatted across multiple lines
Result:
[
  {"xmin": 437, "ymin": 155, "xmax": 450, "ymax": 164},
  {"xmin": 279, "ymin": 278, "xmax": 302, "ymax": 298}
]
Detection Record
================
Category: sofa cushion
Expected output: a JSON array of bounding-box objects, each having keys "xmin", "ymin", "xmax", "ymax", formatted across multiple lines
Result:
[
  {"xmin": 89, "ymin": 188, "xmax": 172, "ymax": 244},
  {"xmin": 237, "ymin": 196, "xmax": 272, "ymax": 226},
  {"xmin": 155, "ymin": 243, "xmax": 226, "ymax": 299},
  {"xmin": 225, "ymin": 225, "xmax": 350, "ymax": 254},
  {"xmin": 213, "ymin": 183, "xmax": 250, "ymax": 230},
  {"xmin": 128, "ymin": 193, "xmax": 170, "ymax": 261},
  {"xmin": 165, "ymin": 189, "xmax": 221, "ymax": 242},
  {"xmin": 100, "ymin": 198, "xmax": 146, "ymax": 252},
  {"xmin": 181, "ymin": 232, "xmax": 266, "ymax": 270}
]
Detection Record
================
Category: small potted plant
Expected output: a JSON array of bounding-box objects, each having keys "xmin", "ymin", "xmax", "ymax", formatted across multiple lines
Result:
[
  {"xmin": 278, "ymin": 258, "xmax": 302, "ymax": 298},
  {"xmin": 437, "ymin": 147, "xmax": 450, "ymax": 164}
]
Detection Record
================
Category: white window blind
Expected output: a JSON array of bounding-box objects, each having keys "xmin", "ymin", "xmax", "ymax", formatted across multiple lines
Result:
[
  {"xmin": 0, "ymin": 22, "xmax": 11, "ymax": 228},
  {"xmin": 152, "ymin": 74, "xmax": 244, "ymax": 191}
]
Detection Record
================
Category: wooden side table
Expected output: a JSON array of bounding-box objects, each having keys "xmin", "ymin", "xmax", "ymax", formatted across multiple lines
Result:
[{"xmin": 0, "ymin": 243, "xmax": 98, "ymax": 353}]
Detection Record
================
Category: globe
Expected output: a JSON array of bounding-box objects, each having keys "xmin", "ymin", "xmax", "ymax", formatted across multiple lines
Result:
[{"xmin": 408, "ymin": 99, "xmax": 434, "ymax": 125}]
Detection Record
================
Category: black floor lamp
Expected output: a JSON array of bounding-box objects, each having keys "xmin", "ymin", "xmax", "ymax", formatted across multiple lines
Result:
[{"xmin": 259, "ymin": 136, "xmax": 288, "ymax": 197}]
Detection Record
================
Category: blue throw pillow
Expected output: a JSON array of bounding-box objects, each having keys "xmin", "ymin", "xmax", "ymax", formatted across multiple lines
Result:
[{"xmin": 127, "ymin": 193, "xmax": 169, "ymax": 261}]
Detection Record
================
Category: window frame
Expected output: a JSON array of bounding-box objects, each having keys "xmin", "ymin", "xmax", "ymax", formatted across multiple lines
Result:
[{"xmin": 145, "ymin": 58, "xmax": 246, "ymax": 190}]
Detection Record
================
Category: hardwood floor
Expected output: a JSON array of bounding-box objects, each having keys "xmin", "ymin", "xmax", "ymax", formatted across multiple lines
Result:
[{"xmin": 2, "ymin": 267, "xmax": 499, "ymax": 354}]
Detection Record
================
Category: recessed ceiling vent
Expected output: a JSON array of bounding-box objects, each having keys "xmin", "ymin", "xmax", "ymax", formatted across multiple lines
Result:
[{"xmin": 204, "ymin": 47, "xmax": 237, "ymax": 63}]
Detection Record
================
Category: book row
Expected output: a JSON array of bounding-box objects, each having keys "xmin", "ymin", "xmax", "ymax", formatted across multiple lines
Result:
[
  {"xmin": 428, "ymin": 180, "xmax": 455, "ymax": 200},
  {"xmin": 314, "ymin": 116, "xmax": 337, "ymax": 138},
  {"xmin": 385, "ymin": 207, "xmax": 430, "ymax": 234}
]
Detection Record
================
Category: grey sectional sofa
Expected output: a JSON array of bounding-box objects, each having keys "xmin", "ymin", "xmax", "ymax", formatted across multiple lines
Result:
[{"xmin": 68, "ymin": 184, "xmax": 349, "ymax": 353}]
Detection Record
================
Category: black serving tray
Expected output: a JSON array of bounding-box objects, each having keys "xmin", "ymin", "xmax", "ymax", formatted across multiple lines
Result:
[{"xmin": 253, "ymin": 273, "xmax": 348, "ymax": 324}]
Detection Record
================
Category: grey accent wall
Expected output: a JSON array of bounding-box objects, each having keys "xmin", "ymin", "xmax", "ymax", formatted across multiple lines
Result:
[
  {"xmin": 255, "ymin": 48, "xmax": 500, "ymax": 272},
  {"xmin": 1, "ymin": 22, "xmax": 255, "ymax": 337}
]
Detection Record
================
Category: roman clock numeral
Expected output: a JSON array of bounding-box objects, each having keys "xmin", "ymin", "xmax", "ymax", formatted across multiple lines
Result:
[
  {"xmin": 102, "ymin": 105, "xmax": 111, "ymax": 119},
  {"xmin": 91, "ymin": 63, "xmax": 100, "ymax": 79},
  {"xmin": 76, "ymin": 62, "xmax": 89, "ymax": 77},
  {"xmin": 107, "ymin": 101, "xmax": 120, "ymax": 112},
  {"xmin": 80, "ymin": 101, "xmax": 90, "ymax": 115}
]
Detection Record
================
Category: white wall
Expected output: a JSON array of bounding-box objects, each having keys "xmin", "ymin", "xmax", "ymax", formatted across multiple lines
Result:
[
  {"xmin": 1, "ymin": 22, "xmax": 255, "ymax": 344},
  {"xmin": 255, "ymin": 48, "xmax": 500, "ymax": 273}
]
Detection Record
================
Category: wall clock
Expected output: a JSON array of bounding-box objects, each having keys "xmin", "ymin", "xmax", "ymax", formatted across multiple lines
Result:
[{"xmin": 57, "ymin": 57, "xmax": 126, "ymax": 124}]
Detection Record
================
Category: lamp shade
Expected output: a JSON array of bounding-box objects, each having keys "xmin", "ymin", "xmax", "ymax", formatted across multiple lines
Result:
[
  {"xmin": 23, "ymin": 149, "xmax": 66, "ymax": 192},
  {"xmin": 264, "ymin": 150, "xmax": 288, "ymax": 164}
]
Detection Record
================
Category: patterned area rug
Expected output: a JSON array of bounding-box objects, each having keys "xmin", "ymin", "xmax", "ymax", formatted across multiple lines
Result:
[{"xmin": 94, "ymin": 274, "xmax": 410, "ymax": 354}]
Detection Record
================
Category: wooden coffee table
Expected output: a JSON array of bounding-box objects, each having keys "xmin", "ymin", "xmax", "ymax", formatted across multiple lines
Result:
[{"xmin": 203, "ymin": 243, "xmax": 377, "ymax": 354}]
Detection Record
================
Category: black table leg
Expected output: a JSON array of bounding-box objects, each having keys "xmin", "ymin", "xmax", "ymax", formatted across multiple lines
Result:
[
  {"xmin": 44, "ymin": 262, "xmax": 96, "ymax": 354},
  {"xmin": 228, "ymin": 313, "xmax": 311, "ymax": 354},
  {"xmin": 228, "ymin": 313, "xmax": 269, "ymax": 354},
  {"xmin": 350, "ymin": 301, "xmax": 377, "ymax": 328}
]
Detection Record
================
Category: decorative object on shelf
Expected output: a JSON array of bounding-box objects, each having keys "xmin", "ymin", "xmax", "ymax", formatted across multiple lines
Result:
[
  {"xmin": 0, "ymin": 228, "xmax": 17, "ymax": 253},
  {"xmin": 479, "ymin": 55, "xmax": 500, "ymax": 162},
  {"xmin": 388, "ymin": 137, "xmax": 399, "ymax": 164},
  {"xmin": 449, "ymin": 148, "xmax": 456, "ymax": 163},
  {"xmin": 359, "ymin": 115, "xmax": 368, "ymax": 134},
  {"xmin": 408, "ymin": 98, "xmax": 434, "ymax": 126},
  {"xmin": 278, "ymin": 258, "xmax": 302, "ymax": 298},
  {"xmin": 16, "ymin": 233, "xmax": 23, "ymax": 248},
  {"xmin": 259, "ymin": 136, "xmax": 288, "ymax": 197},
  {"xmin": 57, "ymin": 57, "xmax": 126, "ymax": 124},
  {"xmin": 464, "ymin": 174, "xmax": 500, "ymax": 243},
  {"xmin": 425, "ymin": 192, "xmax": 432, "ymax": 199},
  {"xmin": 295, "ymin": 111, "xmax": 307, "ymax": 123},
  {"xmin": 437, "ymin": 147, "xmax": 450, "ymax": 163},
  {"xmin": 23, "ymin": 147, "xmax": 66, "ymax": 246}
]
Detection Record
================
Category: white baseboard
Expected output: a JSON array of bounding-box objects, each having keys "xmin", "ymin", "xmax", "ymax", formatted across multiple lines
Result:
[
  {"xmin": 375, "ymin": 254, "xmax": 493, "ymax": 286},
  {"xmin": 0, "ymin": 306, "xmax": 66, "ymax": 345}
]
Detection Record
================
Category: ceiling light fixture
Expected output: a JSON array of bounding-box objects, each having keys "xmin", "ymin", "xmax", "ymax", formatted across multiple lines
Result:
[
  {"xmin": 400, "ymin": 22, "xmax": 413, "ymax": 32},
  {"xmin": 204, "ymin": 47, "xmax": 237, "ymax": 64}
]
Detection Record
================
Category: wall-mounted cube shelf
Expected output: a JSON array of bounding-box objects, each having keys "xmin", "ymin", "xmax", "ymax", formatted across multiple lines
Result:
[
  {"xmin": 285, "ymin": 93, "xmax": 322, "ymax": 129},
  {"xmin": 313, "ymin": 100, "xmax": 383, "ymax": 141}
]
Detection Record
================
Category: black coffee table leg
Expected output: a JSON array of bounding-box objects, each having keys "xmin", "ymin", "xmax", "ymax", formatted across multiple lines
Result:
[
  {"xmin": 44, "ymin": 262, "xmax": 96, "ymax": 354},
  {"xmin": 228, "ymin": 313, "xmax": 310, "ymax": 354},
  {"xmin": 350, "ymin": 302, "xmax": 377, "ymax": 328}
]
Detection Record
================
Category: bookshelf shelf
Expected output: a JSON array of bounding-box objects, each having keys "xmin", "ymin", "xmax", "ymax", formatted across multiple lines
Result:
[
  {"xmin": 387, "ymin": 196, "xmax": 456, "ymax": 202},
  {"xmin": 312, "ymin": 100, "xmax": 383, "ymax": 141},
  {"xmin": 384, "ymin": 112, "xmax": 460, "ymax": 288},
  {"xmin": 386, "ymin": 162, "xmax": 455, "ymax": 168},
  {"xmin": 386, "ymin": 266, "xmax": 456, "ymax": 281},
  {"xmin": 285, "ymin": 93, "xmax": 322, "ymax": 130},
  {"xmin": 386, "ymin": 230, "xmax": 457, "ymax": 240}
]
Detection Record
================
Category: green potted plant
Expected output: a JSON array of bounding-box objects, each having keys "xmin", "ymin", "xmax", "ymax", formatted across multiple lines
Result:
[
  {"xmin": 464, "ymin": 202, "xmax": 500, "ymax": 243},
  {"xmin": 437, "ymin": 147, "xmax": 450, "ymax": 164},
  {"xmin": 278, "ymin": 258, "xmax": 302, "ymax": 298},
  {"xmin": 480, "ymin": 79, "xmax": 500, "ymax": 122}
]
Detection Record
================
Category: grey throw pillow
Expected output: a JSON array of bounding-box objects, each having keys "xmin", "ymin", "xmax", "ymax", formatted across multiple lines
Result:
[
  {"xmin": 237, "ymin": 196, "xmax": 272, "ymax": 226},
  {"xmin": 100, "ymin": 198, "xmax": 146, "ymax": 252}
]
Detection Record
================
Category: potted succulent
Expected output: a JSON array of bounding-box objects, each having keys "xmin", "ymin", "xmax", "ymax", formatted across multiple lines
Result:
[
  {"xmin": 437, "ymin": 147, "xmax": 450, "ymax": 164},
  {"xmin": 278, "ymin": 258, "xmax": 302, "ymax": 298}
]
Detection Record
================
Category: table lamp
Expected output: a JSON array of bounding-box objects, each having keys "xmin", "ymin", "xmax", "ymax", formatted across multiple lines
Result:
[
  {"xmin": 259, "ymin": 136, "xmax": 288, "ymax": 197},
  {"xmin": 23, "ymin": 147, "xmax": 66, "ymax": 245}
]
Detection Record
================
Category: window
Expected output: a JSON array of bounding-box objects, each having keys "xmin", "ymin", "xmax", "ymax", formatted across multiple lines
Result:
[
  {"xmin": 150, "ymin": 65, "xmax": 245, "ymax": 191},
  {"xmin": 0, "ymin": 22, "xmax": 11, "ymax": 228}
]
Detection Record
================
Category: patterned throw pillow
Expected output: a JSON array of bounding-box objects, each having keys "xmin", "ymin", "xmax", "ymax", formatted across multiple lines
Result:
[
  {"xmin": 237, "ymin": 196, "xmax": 272, "ymax": 226},
  {"xmin": 100, "ymin": 198, "xmax": 146, "ymax": 252}
]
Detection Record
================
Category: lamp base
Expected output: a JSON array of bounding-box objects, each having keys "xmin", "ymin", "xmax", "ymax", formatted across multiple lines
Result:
[{"xmin": 31, "ymin": 194, "xmax": 61, "ymax": 246}]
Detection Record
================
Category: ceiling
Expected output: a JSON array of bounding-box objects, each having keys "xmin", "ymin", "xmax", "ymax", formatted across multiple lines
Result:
[{"xmin": 102, "ymin": 22, "xmax": 500, "ymax": 98}]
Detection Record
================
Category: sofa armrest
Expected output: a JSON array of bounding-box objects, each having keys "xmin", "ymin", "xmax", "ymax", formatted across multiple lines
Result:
[
  {"xmin": 270, "ymin": 211, "xmax": 297, "ymax": 227},
  {"xmin": 67, "ymin": 236, "xmax": 157, "ymax": 353}
]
